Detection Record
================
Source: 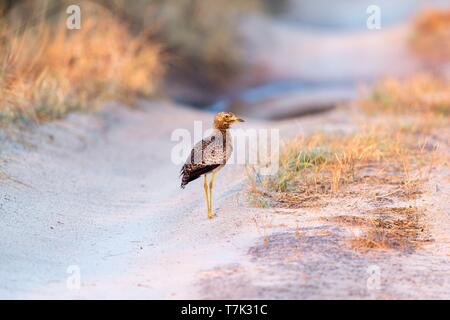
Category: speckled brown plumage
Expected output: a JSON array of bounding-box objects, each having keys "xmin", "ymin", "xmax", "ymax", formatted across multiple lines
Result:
[
  {"xmin": 180, "ymin": 128, "xmax": 232, "ymax": 188},
  {"xmin": 180, "ymin": 112, "xmax": 241, "ymax": 189}
]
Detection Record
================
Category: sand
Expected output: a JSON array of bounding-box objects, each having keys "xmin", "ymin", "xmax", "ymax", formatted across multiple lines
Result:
[{"xmin": 0, "ymin": 100, "xmax": 449, "ymax": 299}]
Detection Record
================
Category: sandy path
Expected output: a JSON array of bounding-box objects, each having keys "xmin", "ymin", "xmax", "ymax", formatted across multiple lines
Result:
[
  {"xmin": 0, "ymin": 101, "xmax": 285, "ymax": 299},
  {"xmin": 0, "ymin": 101, "xmax": 449, "ymax": 299}
]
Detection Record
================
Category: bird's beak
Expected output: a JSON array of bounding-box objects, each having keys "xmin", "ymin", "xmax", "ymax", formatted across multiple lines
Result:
[{"xmin": 234, "ymin": 117, "xmax": 245, "ymax": 122}]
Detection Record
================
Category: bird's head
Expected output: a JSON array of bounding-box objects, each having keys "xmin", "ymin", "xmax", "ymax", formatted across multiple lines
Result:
[{"xmin": 213, "ymin": 112, "xmax": 245, "ymax": 129}]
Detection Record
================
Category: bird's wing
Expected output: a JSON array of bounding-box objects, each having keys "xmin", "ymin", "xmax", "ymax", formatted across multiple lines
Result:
[{"xmin": 180, "ymin": 135, "xmax": 223, "ymax": 188}]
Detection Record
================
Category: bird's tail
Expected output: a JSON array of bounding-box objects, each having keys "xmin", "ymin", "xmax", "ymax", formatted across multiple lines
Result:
[{"xmin": 180, "ymin": 167, "xmax": 186, "ymax": 189}]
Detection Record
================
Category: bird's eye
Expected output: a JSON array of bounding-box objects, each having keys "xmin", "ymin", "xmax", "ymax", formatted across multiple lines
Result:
[{"xmin": 224, "ymin": 114, "xmax": 230, "ymax": 119}]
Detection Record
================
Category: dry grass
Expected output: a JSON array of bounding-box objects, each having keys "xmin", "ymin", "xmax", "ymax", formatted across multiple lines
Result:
[
  {"xmin": 326, "ymin": 207, "xmax": 432, "ymax": 252},
  {"xmin": 361, "ymin": 74, "xmax": 450, "ymax": 116},
  {"xmin": 248, "ymin": 126, "xmax": 437, "ymax": 208},
  {"xmin": 410, "ymin": 8, "xmax": 450, "ymax": 63},
  {"xmin": 0, "ymin": 7, "xmax": 162, "ymax": 125}
]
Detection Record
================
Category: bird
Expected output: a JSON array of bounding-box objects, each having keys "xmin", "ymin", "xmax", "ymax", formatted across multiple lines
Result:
[{"xmin": 180, "ymin": 112, "xmax": 244, "ymax": 219}]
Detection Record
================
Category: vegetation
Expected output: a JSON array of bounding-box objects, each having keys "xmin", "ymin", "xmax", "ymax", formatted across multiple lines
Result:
[
  {"xmin": 248, "ymin": 7, "xmax": 450, "ymax": 213},
  {"xmin": 326, "ymin": 207, "xmax": 432, "ymax": 251},
  {"xmin": 0, "ymin": 0, "xmax": 272, "ymax": 125},
  {"xmin": 410, "ymin": 8, "xmax": 450, "ymax": 63},
  {"xmin": 248, "ymin": 125, "xmax": 438, "ymax": 209},
  {"xmin": 0, "ymin": 2, "xmax": 162, "ymax": 125},
  {"xmin": 146, "ymin": 0, "xmax": 262, "ymax": 87},
  {"xmin": 361, "ymin": 74, "xmax": 450, "ymax": 116}
]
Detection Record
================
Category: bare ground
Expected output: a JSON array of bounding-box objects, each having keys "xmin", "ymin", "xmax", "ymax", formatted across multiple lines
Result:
[{"xmin": 0, "ymin": 101, "xmax": 449, "ymax": 299}]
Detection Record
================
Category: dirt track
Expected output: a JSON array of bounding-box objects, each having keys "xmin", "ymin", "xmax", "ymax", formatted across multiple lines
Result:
[{"xmin": 0, "ymin": 101, "xmax": 449, "ymax": 299}]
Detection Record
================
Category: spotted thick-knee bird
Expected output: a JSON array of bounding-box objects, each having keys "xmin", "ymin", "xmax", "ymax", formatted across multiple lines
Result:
[{"xmin": 180, "ymin": 112, "xmax": 244, "ymax": 219}]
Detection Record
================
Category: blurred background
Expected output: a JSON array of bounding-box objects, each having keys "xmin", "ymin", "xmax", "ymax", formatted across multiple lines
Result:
[{"xmin": 0, "ymin": 0, "xmax": 449, "ymax": 124}]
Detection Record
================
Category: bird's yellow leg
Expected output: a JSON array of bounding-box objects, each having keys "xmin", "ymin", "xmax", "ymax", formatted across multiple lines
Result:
[
  {"xmin": 203, "ymin": 175, "xmax": 211, "ymax": 218},
  {"xmin": 208, "ymin": 172, "xmax": 216, "ymax": 219}
]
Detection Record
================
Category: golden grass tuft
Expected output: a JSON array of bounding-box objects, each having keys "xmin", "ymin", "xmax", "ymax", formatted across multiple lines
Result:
[
  {"xmin": 410, "ymin": 8, "xmax": 450, "ymax": 62},
  {"xmin": 248, "ymin": 125, "xmax": 439, "ymax": 209},
  {"xmin": 358, "ymin": 207, "xmax": 430, "ymax": 251},
  {"xmin": 360, "ymin": 74, "xmax": 450, "ymax": 116},
  {"xmin": 325, "ymin": 207, "xmax": 432, "ymax": 252},
  {"xmin": 0, "ymin": 9, "xmax": 162, "ymax": 124}
]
